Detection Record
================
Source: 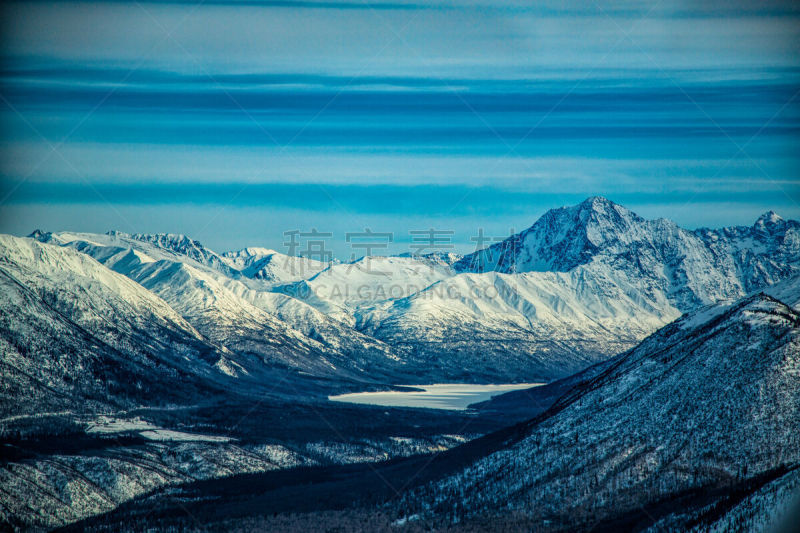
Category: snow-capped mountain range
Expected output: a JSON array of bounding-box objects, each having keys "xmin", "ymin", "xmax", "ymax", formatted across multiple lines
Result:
[
  {"xmin": 27, "ymin": 230, "xmax": 403, "ymax": 384},
  {"xmin": 17, "ymin": 196, "xmax": 800, "ymax": 384}
]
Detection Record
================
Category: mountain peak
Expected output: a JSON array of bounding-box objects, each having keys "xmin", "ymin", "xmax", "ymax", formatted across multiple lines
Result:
[
  {"xmin": 754, "ymin": 210, "xmax": 784, "ymax": 231},
  {"xmin": 557, "ymin": 196, "xmax": 642, "ymax": 247},
  {"xmin": 28, "ymin": 229, "xmax": 52, "ymax": 242},
  {"xmin": 578, "ymin": 195, "xmax": 615, "ymax": 209},
  {"xmin": 752, "ymin": 211, "xmax": 790, "ymax": 237},
  {"xmin": 571, "ymin": 196, "xmax": 633, "ymax": 220},
  {"xmin": 223, "ymin": 247, "xmax": 280, "ymax": 259},
  {"xmin": 114, "ymin": 232, "xmax": 240, "ymax": 274},
  {"xmin": 453, "ymin": 197, "xmax": 644, "ymax": 273}
]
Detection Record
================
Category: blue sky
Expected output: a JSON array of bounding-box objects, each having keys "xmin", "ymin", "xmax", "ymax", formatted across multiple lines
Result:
[{"xmin": 1, "ymin": 0, "xmax": 799, "ymax": 256}]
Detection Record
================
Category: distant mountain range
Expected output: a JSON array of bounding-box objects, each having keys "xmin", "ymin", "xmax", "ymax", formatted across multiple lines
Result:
[{"xmin": 20, "ymin": 196, "xmax": 799, "ymax": 385}]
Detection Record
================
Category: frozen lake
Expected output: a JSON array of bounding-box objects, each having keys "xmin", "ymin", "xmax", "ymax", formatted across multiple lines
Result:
[{"xmin": 328, "ymin": 383, "xmax": 544, "ymax": 411}]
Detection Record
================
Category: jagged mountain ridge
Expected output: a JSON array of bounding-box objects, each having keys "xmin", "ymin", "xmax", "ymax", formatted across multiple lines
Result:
[{"xmin": 454, "ymin": 196, "xmax": 799, "ymax": 309}]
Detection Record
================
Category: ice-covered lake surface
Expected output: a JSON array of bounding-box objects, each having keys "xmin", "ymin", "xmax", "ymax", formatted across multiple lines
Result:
[{"xmin": 328, "ymin": 383, "xmax": 545, "ymax": 411}]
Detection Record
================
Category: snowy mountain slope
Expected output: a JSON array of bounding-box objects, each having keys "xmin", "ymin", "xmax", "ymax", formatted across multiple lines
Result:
[
  {"xmin": 646, "ymin": 466, "xmax": 800, "ymax": 533},
  {"xmin": 29, "ymin": 231, "xmax": 406, "ymax": 381},
  {"xmin": 123, "ymin": 232, "xmax": 332, "ymax": 285},
  {"xmin": 2, "ymin": 234, "xmax": 202, "ymax": 340},
  {"xmin": 0, "ymin": 235, "xmax": 232, "ymax": 417},
  {"xmin": 419, "ymin": 251, "xmax": 463, "ymax": 267},
  {"xmin": 128, "ymin": 258, "xmax": 402, "ymax": 379},
  {"xmin": 455, "ymin": 196, "xmax": 649, "ymax": 273},
  {"xmin": 406, "ymin": 291, "xmax": 800, "ymax": 528},
  {"xmin": 36, "ymin": 230, "xmax": 337, "ymax": 328},
  {"xmin": 696, "ymin": 210, "xmax": 800, "ymax": 295},
  {"xmin": 277, "ymin": 254, "xmax": 456, "ymax": 320},
  {"xmin": 222, "ymin": 246, "xmax": 330, "ymax": 283},
  {"xmin": 127, "ymin": 232, "xmax": 232, "ymax": 272},
  {"xmin": 34, "ymin": 230, "xmax": 240, "ymax": 278},
  {"xmin": 357, "ymin": 267, "xmax": 681, "ymax": 381},
  {"xmin": 765, "ymin": 273, "xmax": 800, "ymax": 308},
  {"xmin": 35, "ymin": 230, "xmax": 329, "ymax": 286}
]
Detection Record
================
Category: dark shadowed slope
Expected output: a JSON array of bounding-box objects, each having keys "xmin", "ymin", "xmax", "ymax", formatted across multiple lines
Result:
[{"xmin": 409, "ymin": 292, "xmax": 800, "ymax": 530}]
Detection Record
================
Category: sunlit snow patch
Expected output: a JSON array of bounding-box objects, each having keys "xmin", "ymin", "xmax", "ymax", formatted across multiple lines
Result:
[{"xmin": 87, "ymin": 416, "xmax": 232, "ymax": 442}]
